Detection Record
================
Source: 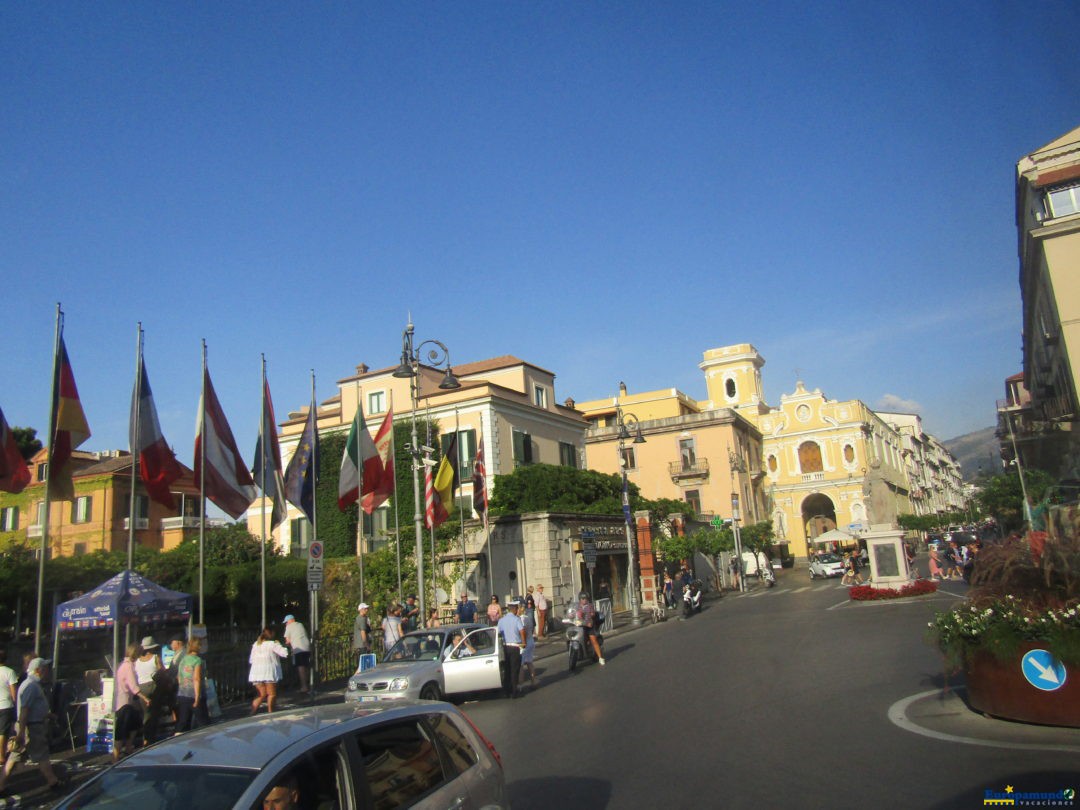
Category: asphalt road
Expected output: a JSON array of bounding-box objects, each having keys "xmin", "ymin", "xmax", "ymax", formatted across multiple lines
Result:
[{"xmin": 462, "ymin": 574, "xmax": 1080, "ymax": 809}]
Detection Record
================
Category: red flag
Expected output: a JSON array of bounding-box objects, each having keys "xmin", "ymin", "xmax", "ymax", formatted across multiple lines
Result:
[
  {"xmin": 361, "ymin": 407, "xmax": 395, "ymax": 515},
  {"xmin": 130, "ymin": 357, "xmax": 183, "ymax": 508},
  {"xmin": 49, "ymin": 337, "xmax": 91, "ymax": 499},
  {"xmin": 196, "ymin": 368, "xmax": 256, "ymax": 519},
  {"xmin": 0, "ymin": 407, "xmax": 30, "ymax": 494}
]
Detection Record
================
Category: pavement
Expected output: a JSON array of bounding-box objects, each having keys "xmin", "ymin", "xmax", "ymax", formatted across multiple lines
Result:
[{"xmin": 5, "ymin": 583, "xmax": 1078, "ymax": 806}]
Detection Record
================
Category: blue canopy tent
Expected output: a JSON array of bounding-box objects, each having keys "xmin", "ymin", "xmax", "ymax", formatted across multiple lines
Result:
[{"xmin": 52, "ymin": 570, "xmax": 192, "ymax": 676}]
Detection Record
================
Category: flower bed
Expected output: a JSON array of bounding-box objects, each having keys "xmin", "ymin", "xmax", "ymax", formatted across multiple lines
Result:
[{"xmin": 849, "ymin": 579, "xmax": 939, "ymax": 601}]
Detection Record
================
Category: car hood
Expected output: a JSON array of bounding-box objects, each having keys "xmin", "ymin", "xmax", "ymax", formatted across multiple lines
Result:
[{"xmin": 352, "ymin": 660, "xmax": 440, "ymax": 681}]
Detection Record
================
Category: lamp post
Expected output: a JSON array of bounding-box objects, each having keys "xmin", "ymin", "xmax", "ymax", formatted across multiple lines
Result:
[
  {"xmin": 728, "ymin": 446, "xmax": 747, "ymax": 593},
  {"xmin": 614, "ymin": 402, "xmax": 645, "ymax": 626},
  {"xmin": 392, "ymin": 319, "xmax": 460, "ymax": 624}
]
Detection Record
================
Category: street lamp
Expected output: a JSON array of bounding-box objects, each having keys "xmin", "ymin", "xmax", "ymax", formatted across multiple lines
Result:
[
  {"xmin": 392, "ymin": 319, "xmax": 460, "ymax": 624},
  {"xmin": 728, "ymin": 446, "xmax": 747, "ymax": 593},
  {"xmin": 614, "ymin": 402, "xmax": 645, "ymax": 626}
]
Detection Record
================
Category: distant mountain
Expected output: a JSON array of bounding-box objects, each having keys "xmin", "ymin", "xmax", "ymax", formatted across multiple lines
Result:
[{"xmin": 943, "ymin": 427, "xmax": 1000, "ymax": 481}]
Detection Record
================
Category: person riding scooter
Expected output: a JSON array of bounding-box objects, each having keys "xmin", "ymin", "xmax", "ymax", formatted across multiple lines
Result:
[
  {"xmin": 682, "ymin": 581, "xmax": 702, "ymax": 617},
  {"xmin": 575, "ymin": 592, "xmax": 605, "ymax": 666}
]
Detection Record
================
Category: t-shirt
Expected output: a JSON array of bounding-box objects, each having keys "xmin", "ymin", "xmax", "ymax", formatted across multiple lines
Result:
[
  {"xmin": 0, "ymin": 665, "xmax": 16, "ymax": 710},
  {"xmin": 534, "ymin": 591, "xmax": 548, "ymax": 611},
  {"xmin": 497, "ymin": 612, "xmax": 525, "ymax": 647},
  {"xmin": 353, "ymin": 615, "xmax": 372, "ymax": 650},
  {"xmin": 176, "ymin": 653, "xmax": 204, "ymax": 699},
  {"xmin": 284, "ymin": 621, "xmax": 310, "ymax": 653},
  {"xmin": 456, "ymin": 600, "xmax": 477, "ymax": 624}
]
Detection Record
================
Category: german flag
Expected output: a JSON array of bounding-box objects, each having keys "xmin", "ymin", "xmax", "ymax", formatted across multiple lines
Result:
[{"xmin": 49, "ymin": 337, "xmax": 90, "ymax": 499}]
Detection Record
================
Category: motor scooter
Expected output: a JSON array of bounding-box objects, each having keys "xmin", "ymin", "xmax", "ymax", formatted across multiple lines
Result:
[
  {"xmin": 681, "ymin": 582, "xmax": 702, "ymax": 618},
  {"xmin": 760, "ymin": 566, "xmax": 776, "ymax": 587},
  {"xmin": 562, "ymin": 608, "xmax": 604, "ymax": 672}
]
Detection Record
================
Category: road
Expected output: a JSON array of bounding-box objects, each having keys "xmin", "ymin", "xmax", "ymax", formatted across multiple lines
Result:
[{"xmin": 463, "ymin": 574, "xmax": 1080, "ymax": 809}]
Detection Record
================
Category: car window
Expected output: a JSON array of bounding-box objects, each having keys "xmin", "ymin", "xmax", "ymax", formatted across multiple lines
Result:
[
  {"xmin": 351, "ymin": 719, "xmax": 447, "ymax": 810},
  {"xmin": 385, "ymin": 633, "xmax": 445, "ymax": 662},
  {"xmin": 463, "ymin": 627, "xmax": 496, "ymax": 654},
  {"xmin": 59, "ymin": 766, "xmax": 255, "ymax": 810},
  {"xmin": 428, "ymin": 712, "xmax": 478, "ymax": 778},
  {"xmin": 253, "ymin": 744, "xmax": 349, "ymax": 810}
]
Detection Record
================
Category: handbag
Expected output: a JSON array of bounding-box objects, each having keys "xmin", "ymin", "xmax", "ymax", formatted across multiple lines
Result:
[{"xmin": 205, "ymin": 678, "xmax": 222, "ymax": 719}]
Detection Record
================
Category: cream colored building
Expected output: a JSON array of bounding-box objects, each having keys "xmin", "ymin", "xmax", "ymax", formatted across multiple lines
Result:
[
  {"xmin": 1011, "ymin": 123, "xmax": 1080, "ymax": 479},
  {"xmin": 580, "ymin": 343, "xmax": 963, "ymax": 562}
]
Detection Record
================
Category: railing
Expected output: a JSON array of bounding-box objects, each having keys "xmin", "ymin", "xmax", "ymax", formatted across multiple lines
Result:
[
  {"xmin": 801, "ymin": 472, "xmax": 825, "ymax": 482},
  {"xmin": 668, "ymin": 459, "xmax": 709, "ymax": 479}
]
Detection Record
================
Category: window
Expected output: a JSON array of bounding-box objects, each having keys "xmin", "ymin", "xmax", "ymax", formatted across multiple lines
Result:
[
  {"xmin": 428, "ymin": 712, "xmax": 479, "ymax": 776},
  {"xmin": 0, "ymin": 506, "xmax": 17, "ymax": 532},
  {"xmin": 33, "ymin": 501, "xmax": 45, "ymax": 526},
  {"xmin": 290, "ymin": 518, "xmax": 313, "ymax": 554},
  {"xmin": 512, "ymin": 430, "xmax": 533, "ymax": 467},
  {"xmin": 362, "ymin": 508, "xmax": 390, "ymax": 551},
  {"xmin": 725, "ymin": 378, "xmax": 737, "ymax": 399},
  {"xmin": 352, "ymin": 720, "xmax": 447, "ymax": 808},
  {"xmin": 679, "ymin": 438, "xmax": 696, "ymax": 469},
  {"xmin": 367, "ymin": 390, "xmax": 386, "ymax": 414},
  {"xmin": 1047, "ymin": 184, "xmax": 1080, "ymax": 218},
  {"xmin": 621, "ymin": 447, "xmax": 637, "ymax": 470},
  {"xmin": 72, "ymin": 495, "xmax": 93, "ymax": 524},
  {"xmin": 122, "ymin": 494, "xmax": 150, "ymax": 529},
  {"xmin": 684, "ymin": 490, "xmax": 702, "ymax": 516},
  {"xmin": 559, "ymin": 441, "xmax": 578, "ymax": 468},
  {"xmin": 73, "ymin": 542, "xmax": 87, "ymax": 556},
  {"xmin": 36, "ymin": 463, "xmax": 47, "ymax": 482},
  {"xmin": 442, "ymin": 429, "xmax": 476, "ymax": 482},
  {"xmin": 843, "ymin": 444, "xmax": 855, "ymax": 464},
  {"xmin": 798, "ymin": 442, "xmax": 823, "ymax": 473},
  {"xmin": 533, "ymin": 385, "xmax": 547, "ymax": 408}
]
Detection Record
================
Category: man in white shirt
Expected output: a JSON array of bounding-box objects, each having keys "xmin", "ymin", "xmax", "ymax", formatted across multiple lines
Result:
[
  {"xmin": 533, "ymin": 585, "xmax": 549, "ymax": 640},
  {"xmin": 0, "ymin": 647, "xmax": 16, "ymax": 772},
  {"xmin": 283, "ymin": 615, "xmax": 311, "ymax": 694},
  {"xmin": 496, "ymin": 601, "xmax": 526, "ymax": 698}
]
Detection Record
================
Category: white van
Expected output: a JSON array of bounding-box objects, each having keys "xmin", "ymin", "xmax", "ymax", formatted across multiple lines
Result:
[{"xmin": 741, "ymin": 550, "xmax": 770, "ymax": 576}]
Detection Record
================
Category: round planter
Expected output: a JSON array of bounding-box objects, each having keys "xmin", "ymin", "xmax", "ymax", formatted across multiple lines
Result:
[{"xmin": 965, "ymin": 642, "xmax": 1080, "ymax": 727}]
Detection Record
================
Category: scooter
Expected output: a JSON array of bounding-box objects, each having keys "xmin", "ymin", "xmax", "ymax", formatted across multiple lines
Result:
[
  {"xmin": 563, "ymin": 608, "xmax": 604, "ymax": 672},
  {"xmin": 682, "ymin": 582, "xmax": 702, "ymax": 617},
  {"xmin": 760, "ymin": 566, "xmax": 776, "ymax": 587}
]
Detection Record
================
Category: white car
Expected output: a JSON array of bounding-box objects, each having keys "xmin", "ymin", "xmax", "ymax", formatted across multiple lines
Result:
[{"xmin": 809, "ymin": 553, "xmax": 846, "ymax": 579}]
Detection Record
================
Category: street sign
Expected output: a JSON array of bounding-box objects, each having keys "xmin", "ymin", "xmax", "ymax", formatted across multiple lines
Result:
[
  {"xmin": 711, "ymin": 516, "xmax": 723, "ymax": 529},
  {"xmin": 1021, "ymin": 649, "xmax": 1067, "ymax": 691},
  {"xmin": 582, "ymin": 541, "xmax": 597, "ymax": 570},
  {"xmin": 307, "ymin": 540, "xmax": 324, "ymax": 589}
]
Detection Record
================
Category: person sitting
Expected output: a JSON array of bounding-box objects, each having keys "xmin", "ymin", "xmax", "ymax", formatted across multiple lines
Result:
[{"xmin": 445, "ymin": 633, "xmax": 476, "ymax": 659}]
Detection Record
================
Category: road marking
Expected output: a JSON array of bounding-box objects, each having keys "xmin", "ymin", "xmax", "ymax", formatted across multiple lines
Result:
[
  {"xmin": 791, "ymin": 586, "xmax": 811, "ymax": 593},
  {"xmin": 887, "ymin": 690, "xmax": 1080, "ymax": 753}
]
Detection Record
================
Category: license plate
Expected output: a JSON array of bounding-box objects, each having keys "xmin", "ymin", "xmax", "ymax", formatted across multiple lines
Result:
[{"xmin": 358, "ymin": 696, "xmax": 378, "ymax": 702}]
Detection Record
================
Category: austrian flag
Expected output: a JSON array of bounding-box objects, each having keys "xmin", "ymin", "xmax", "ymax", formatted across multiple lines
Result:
[
  {"xmin": 196, "ymin": 368, "xmax": 256, "ymax": 519},
  {"xmin": 130, "ymin": 357, "xmax": 183, "ymax": 508}
]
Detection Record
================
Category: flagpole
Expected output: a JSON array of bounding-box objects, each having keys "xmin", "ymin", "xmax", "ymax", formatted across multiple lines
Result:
[
  {"xmin": 390, "ymin": 391, "xmax": 402, "ymax": 603},
  {"xmin": 124, "ymin": 322, "xmax": 143, "ymax": 670},
  {"xmin": 355, "ymin": 382, "xmax": 365, "ymax": 601},
  {"xmin": 426, "ymin": 422, "xmax": 436, "ymax": 617},
  {"xmin": 198, "ymin": 340, "xmax": 208, "ymax": 625},
  {"xmin": 259, "ymin": 354, "xmax": 268, "ymax": 630},
  {"xmin": 309, "ymin": 370, "xmax": 318, "ymax": 695},
  {"xmin": 457, "ymin": 409, "xmax": 466, "ymax": 599},
  {"xmin": 35, "ymin": 304, "xmax": 62, "ymax": 658}
]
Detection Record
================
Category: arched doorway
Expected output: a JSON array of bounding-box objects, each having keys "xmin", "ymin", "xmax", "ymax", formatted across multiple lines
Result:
[{"xmin": 801, "ymin": 493, "xmax": 837, "ymax": 541}]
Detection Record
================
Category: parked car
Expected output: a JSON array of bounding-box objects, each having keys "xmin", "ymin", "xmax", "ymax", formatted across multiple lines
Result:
[
  {"xmin": 808, "ymin": 553, "xmax": 846, "ymax": 579},
  {"xmin": 53, "ymin": 701, "xmax": 508, "ymax": 810},
  {"xmin": 346, "ymin": 623, "xmax": 505, "ymax": 703}
]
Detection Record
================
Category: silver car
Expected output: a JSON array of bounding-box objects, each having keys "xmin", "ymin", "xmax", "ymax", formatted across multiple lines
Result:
[
  {"xmin": 808, "ymin": 553, "xmax": 846, "ymax": 579},
  {"xmin": 54, "ymin": 701, "xmax": 508, "ymax": 809},
  {"xmin": 347, "ymin": 624, "xmax": 505, "ymax": 703}
]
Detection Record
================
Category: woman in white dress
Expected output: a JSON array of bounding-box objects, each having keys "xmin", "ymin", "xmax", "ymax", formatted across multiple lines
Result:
[{"xmin": 248, "ymin": 628, "xmax": 289, "ymax": 715}]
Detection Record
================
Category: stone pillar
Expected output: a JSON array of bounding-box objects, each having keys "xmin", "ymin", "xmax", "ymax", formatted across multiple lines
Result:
[
  {"xmin": 863, "ymin": 524, "xmax": 908, "ymax": 590},
  {"xmin": 635, "ymin": 510, "xmax": 657, "ymax": 607}
]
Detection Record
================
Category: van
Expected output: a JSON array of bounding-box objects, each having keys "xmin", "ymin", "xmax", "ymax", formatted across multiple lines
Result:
[{"xmin": 741, "ymin": 550, "xmax": 769, "ymax": 575}]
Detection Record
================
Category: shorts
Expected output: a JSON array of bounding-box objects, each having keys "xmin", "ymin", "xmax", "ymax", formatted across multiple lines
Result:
[
  {"xmin": 292, "ymin": 651, "xmax": 311, "ymax": 668},
  {"xmin": 0, "ymin": 707, "xmax": 13, "ymax": 736},
  {"xmin": 24, "ymin": 721, "xmax": 50, "ymax": 762}
]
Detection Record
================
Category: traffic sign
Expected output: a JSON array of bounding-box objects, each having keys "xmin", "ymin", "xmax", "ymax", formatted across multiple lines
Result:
[
  {"xmin": 582, "ymin": 541, "xmax": 597, "ymax": 570},
  {"xmin": 307, "ymin": 540, "xmax": 324, "ymax": 589},
  {"xmin": 1021, "ymin": 649, "xmax": 1067, "ymax": 691}
]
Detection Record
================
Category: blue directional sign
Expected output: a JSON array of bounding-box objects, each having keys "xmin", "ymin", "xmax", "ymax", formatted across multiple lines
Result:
[{"xmin": 1021, "ymin": 649, "xmax": 1067, "ymax": 692}]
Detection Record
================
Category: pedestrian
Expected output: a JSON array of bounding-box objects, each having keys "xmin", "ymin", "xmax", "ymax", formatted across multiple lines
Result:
[
  {"xmin": 248, "ymin": 628, "xmax": 289, "ymax": 715},
  {"xmin": 533, "ymin": 584, "xmax": 549, "ymax": 640},
  {"xmin": 521, "ymin": 595, "xmax": 537, "ymax": 687},
  {"xmin": 352, "ymin": 603, "xmax": 372, "ymax": 659},
  {"xmin": 0, "ymin": 658, "xmax": 65, "ymax": 797},
  {"xmin": 945, "ymin": 541, "xmax": 964, "ymax": 580},
  {"xmin": 496, "ymin": 599, "xmax": 526, "ymax": 697},
  {"xmin": 729, "ymin": 558, "xmax": 740, "ymax": 590},
  {"xmin": 486, "ymin": 595, "xmax": 502, "ymax": 625},
  {"xmin": 382, "ymin": 604, "xmax": 404, "ymax": 652},
  {"xmin": 282, "ymin": 615, "xmax": 311, "ymax": 694},
  {"xmin": 135, "ymin": 636, "xmax": 164, "ymax": 744},
  {"xmin": 928, "ymin": 545, "xmax": 944, "ymax": 580},
  {"xmin": 0, "ymin": 646, "xmax": 17, "ymax": 773},
  {"xmin": 427, "ymin": 608, "xmax": 441, "ymax": 628},
  {"xmin": 113, "ymin": 643, "xmax": 145, "ymax": 760},
  {"xmin": 174, "ymin": 638, "xmax": 209, "ymax": 733},
  {"xmin": 455, "ymin": 593, "xmax": 477, "ymax": 624},
  {"xmin": 663, "ymin": 572, "xmax": 674, "ymax": 607},
  {"xmin": 402, "ymin": 595, "xmax": 420, "ymax": 633}
]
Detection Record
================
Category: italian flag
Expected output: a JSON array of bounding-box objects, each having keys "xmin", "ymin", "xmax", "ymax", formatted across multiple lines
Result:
[{"xmin": 338, "ymin": 404, "xmax": 379, "ymax": 511}]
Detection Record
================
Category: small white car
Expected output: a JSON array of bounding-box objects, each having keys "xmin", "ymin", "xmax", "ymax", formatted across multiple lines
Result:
[{"xmin": 809, "ymin": 553, "xmax": 846, "ymax": 579}]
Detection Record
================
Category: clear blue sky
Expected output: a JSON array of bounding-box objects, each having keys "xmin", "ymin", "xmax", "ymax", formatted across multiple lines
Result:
[{"xmin": 3, "ymin": 2, "xmax": 1077, "ymax": 464}]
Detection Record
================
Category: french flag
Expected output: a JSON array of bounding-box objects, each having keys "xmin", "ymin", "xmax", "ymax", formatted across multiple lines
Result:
[{"xmin": 130, "ymin": 357, "xmax": 183, "ymax": 508}]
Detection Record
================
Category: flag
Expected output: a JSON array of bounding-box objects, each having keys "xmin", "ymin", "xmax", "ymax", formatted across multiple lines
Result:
[
  {"xmin": 49, "ymin": 337, "xmax": 91, "ymax": 499},
  {"xmin": 429, "ymin": 433, "xmax": 458, "ymax": 529},
  {"xmin": 0, "ymin": 406, "xmax": 31, "ymax": 494},
  {"xmin": 472, "ymin": 435, "xmax": 487, "ymax": 530},
  {"xmin": 252, "ymin": 379, "xmax": 287, "ymax": 528},
  {"xmin": 284, "ymin": 405, "xmax": 318, "ymax": 524},
  {"xmin": 338, "ymin": 403, "xmax": 379, "ymax": 511},
  {"xmin": 131, "ymin": 357, "xmax": 184, "ymax": 508},
  {"xmin": 361, "ymin": 407, "xmax": 395, "ymax": 515},
  {"xmin": 195, "ymin": 368, "xmax": 256, "ymax": 519}
]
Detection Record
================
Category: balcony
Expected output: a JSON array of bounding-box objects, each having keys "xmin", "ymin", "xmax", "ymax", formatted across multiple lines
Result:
[
  {"xmin": 668, "ymin": 459, "xmax": 709, "ymax": 481},
  {"xmin": 122, "ymin": 518, "xmax": 150, "ymax": 530},
  {"xmin": 801, "ymin": 472, "xmax": 825, "ymax": 483}
]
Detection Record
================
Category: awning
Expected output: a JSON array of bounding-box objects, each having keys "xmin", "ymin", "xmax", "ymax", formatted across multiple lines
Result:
[{"xmin": 811, "ymin": 529, "xmax": 856, "ymax": 544}]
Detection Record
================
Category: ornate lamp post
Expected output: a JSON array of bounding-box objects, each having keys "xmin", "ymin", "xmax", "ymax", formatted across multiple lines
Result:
[
  {"xmin": 615, "ymin": 403, "xmax": 645, "ymax": 625},
  {"xmin": 392, "ymin": 319, "xmax": 460, "ymax": 623}
]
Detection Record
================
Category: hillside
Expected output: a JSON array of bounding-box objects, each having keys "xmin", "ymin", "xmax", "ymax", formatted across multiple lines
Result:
[{"xmin": 943, "ymin": 426, "xmax": 999, "ymax": 482}]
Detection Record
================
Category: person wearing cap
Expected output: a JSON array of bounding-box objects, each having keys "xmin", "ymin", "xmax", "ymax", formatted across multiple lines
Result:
[
  {"xmin": 0, "ymin": 657, "xmax": 64, "ymax": 796},
  {"xmin": 352, "ymin": 604, "xmax": 372, "ymax": 657},
  {"xmin": 135, "ymin": 637, "xmax": 164, "ymax": 743},
  {"xmin": 496, "ymin": 600, "xmax": 527, "ymax": 698},
  {"xmin": 282, "ymin": 615, "xmax": 311, "ymax": 694}
]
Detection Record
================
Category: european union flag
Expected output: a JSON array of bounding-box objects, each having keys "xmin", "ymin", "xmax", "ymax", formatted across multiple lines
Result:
[{"xmin": 283, "ymin": 406, "xmax": 319, "ymax": 524}]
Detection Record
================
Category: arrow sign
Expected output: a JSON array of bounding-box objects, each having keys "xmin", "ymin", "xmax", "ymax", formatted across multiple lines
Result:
[{"xmin": 1021, "ymin": 649, "xmax": 1067, "ymax": 692}]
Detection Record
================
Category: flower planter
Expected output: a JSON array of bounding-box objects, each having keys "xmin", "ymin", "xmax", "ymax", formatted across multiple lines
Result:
[{"xmin": 965, "ymin": 642, "xmax": 1080, "ymax": 727}]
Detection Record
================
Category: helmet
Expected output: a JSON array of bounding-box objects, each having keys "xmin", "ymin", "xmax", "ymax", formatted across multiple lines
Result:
[{"xmin": 578, "ymin": 591, "xmax": 589, "ymax": 601}]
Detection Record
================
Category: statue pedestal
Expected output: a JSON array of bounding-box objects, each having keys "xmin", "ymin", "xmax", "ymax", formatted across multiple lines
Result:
[{"xmin": 863, "ymin": 525, "xmax": 908, "ymax": 590}]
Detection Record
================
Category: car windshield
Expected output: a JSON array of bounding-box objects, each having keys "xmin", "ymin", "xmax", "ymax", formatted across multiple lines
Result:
[
  {"xmin": 57, "ymin": 766, "xmax": 255, "ymax": 810},
  {"xmin": 817, "ymin": 554, "xmax": 842, "ymax": 563},
  {"xmin": 384, "ymin": 633, "xmax": 446, "ymax": 662}
]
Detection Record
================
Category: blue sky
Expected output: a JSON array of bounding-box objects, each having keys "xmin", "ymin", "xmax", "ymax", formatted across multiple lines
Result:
[{"xmin": 3, "ymin": 2, "xmax": 1077, "ymax": 465}]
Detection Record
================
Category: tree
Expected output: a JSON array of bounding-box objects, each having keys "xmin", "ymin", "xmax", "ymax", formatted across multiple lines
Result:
[
  {"xmin": 977, "ymin": 469, "xmax": 1055, "ymax": 533},
  {"xmin": 489, "ymin": 463, "xmax": 644, "ymax": 515},
  {"xmin": 12, "ymin": 426, "xmax": 41, "ymax": 461}
]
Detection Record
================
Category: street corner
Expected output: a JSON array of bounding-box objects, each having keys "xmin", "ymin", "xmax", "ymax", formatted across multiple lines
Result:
[{"xmin": 888, "ymin": 687, "xmax": 1080, "ymax": 753}]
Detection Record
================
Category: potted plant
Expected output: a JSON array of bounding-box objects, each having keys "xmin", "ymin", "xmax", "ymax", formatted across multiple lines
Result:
[{"xmin": 928, "ymin": 505, "xmax": 1080, "ymax": 727}]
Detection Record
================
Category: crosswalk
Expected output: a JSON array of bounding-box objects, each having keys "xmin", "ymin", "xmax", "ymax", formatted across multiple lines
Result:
[{"xmin": 738, "ymin": 581, "xmax": 851, "ymax": 597}]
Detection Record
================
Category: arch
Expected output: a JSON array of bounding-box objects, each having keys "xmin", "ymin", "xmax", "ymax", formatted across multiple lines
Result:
[
  {"xmin": 798, "ymin": 441, "xmax": 824, "ymax": 473},
  {"xmin": 801, "ymin": 493, "xmax": 837, "ymax": 540}
]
